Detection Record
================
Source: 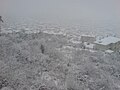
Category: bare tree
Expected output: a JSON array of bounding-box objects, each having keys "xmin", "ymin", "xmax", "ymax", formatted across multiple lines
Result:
[
  {"xmin": 0, "ymin": 16, "xmax": 3, "ymax": 33},
  {"xmin": 41, "ymin": 44, "xmax": 45, "ymax": 54}
]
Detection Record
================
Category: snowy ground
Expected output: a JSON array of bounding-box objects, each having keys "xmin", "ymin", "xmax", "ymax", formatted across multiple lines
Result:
[{"xmin": 0, "ymin": 21, "xmax": 120, "ymax": 90}]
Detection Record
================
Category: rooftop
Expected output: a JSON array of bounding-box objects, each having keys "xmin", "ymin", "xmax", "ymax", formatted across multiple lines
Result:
[{"xmin": 94, "ymin": 36, "xmax": 120, "ymax": 45}]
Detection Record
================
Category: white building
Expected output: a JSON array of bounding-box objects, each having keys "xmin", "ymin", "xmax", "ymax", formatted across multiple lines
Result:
[
  {"xmin": 94, "ymin": 36, "xmax": 120, "ymax": 51},
  {"xmin": 81, "ymin": 35, "xmax": 96, "ymax": 43}
]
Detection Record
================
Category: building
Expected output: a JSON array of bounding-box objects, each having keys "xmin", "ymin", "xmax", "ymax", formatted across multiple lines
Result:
[
  {"xmin": 94, "ymin": 36, "xmax": 120, "ymax": 51},
  {"xmin": 81, "ymin": 35, "xmax": 96, "ymax": 43}
]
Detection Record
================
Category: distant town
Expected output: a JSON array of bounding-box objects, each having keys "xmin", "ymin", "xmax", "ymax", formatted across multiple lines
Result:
[{"xmin": 2, "ymin": 22, "xmax": 120, "ymax": 54}]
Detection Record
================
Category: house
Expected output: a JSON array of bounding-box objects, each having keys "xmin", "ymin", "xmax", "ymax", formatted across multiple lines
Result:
[
  {"xmin": 81, "ymin": 35, "xmax": 96, "ymax": 43},
  {"xmin": 94, "ymin": 36, "xmax": 120, "ymax": 51}
]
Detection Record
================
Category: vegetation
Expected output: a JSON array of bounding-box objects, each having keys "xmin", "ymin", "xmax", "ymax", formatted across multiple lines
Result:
[{"xmin": 0, "ymin": 31, "xmax": 120, "ymax": 90}]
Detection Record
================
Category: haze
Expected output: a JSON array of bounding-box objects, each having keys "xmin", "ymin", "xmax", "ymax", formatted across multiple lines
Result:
[{"xmin": 0, "ymin": 0, "xmax": 120, "ymax": 24}]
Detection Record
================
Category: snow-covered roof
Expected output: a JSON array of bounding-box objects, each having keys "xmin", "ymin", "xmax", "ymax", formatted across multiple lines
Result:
[{"xmin": 94, "ymin": 36, "xmax": 120, "ymax": 45}]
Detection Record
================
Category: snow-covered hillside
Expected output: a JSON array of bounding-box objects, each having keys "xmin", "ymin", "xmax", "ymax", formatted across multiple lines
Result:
[{"xmin": 0, "ymin": 29, "xmax": 120, "ymax": 90}]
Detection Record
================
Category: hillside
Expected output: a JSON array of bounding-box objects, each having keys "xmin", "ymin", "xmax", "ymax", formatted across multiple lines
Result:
[{"xmin": 0, "ymin": 31, "xmax": 120, "ymax": 90}]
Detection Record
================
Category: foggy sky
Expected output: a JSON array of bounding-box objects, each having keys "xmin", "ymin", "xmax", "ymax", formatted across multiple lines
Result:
[{"xmin": 0, "ymin": 0, "xmax": 120, "ymax": 23}]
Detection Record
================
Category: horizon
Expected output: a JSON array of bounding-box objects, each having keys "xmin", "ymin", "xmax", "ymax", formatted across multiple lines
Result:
[{"xmin": 0, "ymin": 0, "xmax": 120, "ymax": 24}]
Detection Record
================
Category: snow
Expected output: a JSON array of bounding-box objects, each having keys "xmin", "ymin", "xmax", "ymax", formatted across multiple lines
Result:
[
  {"xmin": 25, "ymin": 30, "xmax": 40, "ymax": 34},
  {"xmin": 43, "ymin": 30, "xmax": 66, "ymax": 36},
  {"xmin": 2, "ymin": 30, "xmax": 13, "ymax": 33},
  {"xmin": 81, "ymin": 34, "xmax": 95, "ymax": 37},
  {"xmin": 84, "ymin": 42, "xmax": 94, "ymax": 49},
  {"xmin": 94, "ymin": 36, "xmax": 120, "ymax": 45},
  {"xmin": 1, "ymin": 87, "xmax": 14, "ymax": 90},
  {"xmin": 89, "ymin": 50, "xmax": 97, "ymax": 53},
  {"xmin": 1, "ymin": 22, "xmax": 120, "ymax": 90},
  {"xmin": 105, "ymin": 50, "xmax": 114, "ymax": 53},
  {"xmin": 24, "ymin": 28, "xmax": 30, "ymax": 31},
  {"xmin": 70, "ymin": 40, "xmax": 80, "ymax": 44}
]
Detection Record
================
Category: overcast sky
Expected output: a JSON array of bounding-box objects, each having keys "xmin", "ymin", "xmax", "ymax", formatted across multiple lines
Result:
[{"xmin": 0, "ymin": 0, "xmax": 120, "ymax": 23}]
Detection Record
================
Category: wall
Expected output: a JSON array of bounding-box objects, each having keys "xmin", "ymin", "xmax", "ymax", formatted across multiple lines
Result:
[
  {"xmin": 94, "ymin": 41, "xmax": 120, "ymax": 52},
  {"xmin": 93, "ymin": 44, "xmax": 108, "ymax": 51}
]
